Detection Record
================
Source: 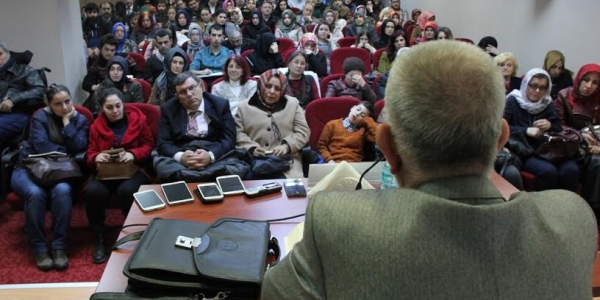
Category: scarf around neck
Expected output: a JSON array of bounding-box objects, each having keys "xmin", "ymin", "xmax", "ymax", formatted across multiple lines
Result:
[{"xmin": 507, "ymin": 68, "xmax": 553, "ymax": 115}]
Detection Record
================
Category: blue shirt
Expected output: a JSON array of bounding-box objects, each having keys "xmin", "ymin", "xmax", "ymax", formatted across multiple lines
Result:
[{"xmin": 190, "ymin": 46, "xmax": 233, "ymax": 73}]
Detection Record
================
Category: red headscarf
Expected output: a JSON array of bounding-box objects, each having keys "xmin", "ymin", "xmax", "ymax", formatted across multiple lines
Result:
[{"xmin": 569, "ymin": 63, "xmax": 600, "ymax": 105}]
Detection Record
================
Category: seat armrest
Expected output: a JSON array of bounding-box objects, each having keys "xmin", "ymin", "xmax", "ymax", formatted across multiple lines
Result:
[{"xmin": 75, "ymin": 151, "xmax": 86, "ymax": 164}]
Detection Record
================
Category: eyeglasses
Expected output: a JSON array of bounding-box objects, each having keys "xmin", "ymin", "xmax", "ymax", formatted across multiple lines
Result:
[
  {"xmin": 177, "ymin": 83, "xmax": 200, "ymax": 96},
  {"xmin": 527, "ymin": 83, "xmax": 548, "ymax": 91}
]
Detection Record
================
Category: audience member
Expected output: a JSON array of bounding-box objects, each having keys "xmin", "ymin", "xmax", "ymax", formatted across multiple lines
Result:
[
  {"xmin": 246, "ymin": 33, "xmax": 285, "ymax": 76},
  {"xmin": 314, "ymin": 23, "xmax": 338, "ymax": 72},
  {"xmin": 262, "ymin": 40, "xmax": 597, "ymax": 300},
  {"xmin": 212, "ymin": 55, "xmax": 257, "ymax": 114},
  {"xmin": 143, "ymin": 29, "xmax": 173, "ymax": 85},
  {"xmin": 261, "ymin": 0, "xmax": 280, "ymax": 31},
  {"xmin": 235, "ymin": 69, "xmax": 310, "ymax": 178},
  {"xmin": 149, "ymin": 47, "xmax": 189, "ymax": 106},
  {"xmin": 0, "ymin": 41, "xmax": 45, "ymax": 151},
  {"xmin": 196, "ymin": 7, "xmax": 214, "ymax": 38},
  {"xmin": 223, "ymin": 28, "xmax": 257, "ymax": 55},
  {"xmin": 504, "ymin": 68, "xmax": 579, "ymax": 192},
  {"xmin": 414, "ymin": 21, "xmax": 437, "ymax": 44},
  {"xmin": 544, "ymin": 50, "xmax": 574, "ymax": 100},
  {"xmin": 190, "ymin": 24, "xmax": 233, "ymax": 75},
  {"xmin": 321, "ymin": 8, "xmax": 346, "ymax": 45},
  {"xmin": 112, "ymin": 22, "xmax": 138, "ymax": 53},
  {"xmin": 375, "ymin": 19, "xmax": 397, "ymax": 49},
  {"xmin": 285, "ymin": 51, "xmax": 319, "ymax": 108},
  {"xmin": 404, "ymin": 8, "xmax": 420, "ymax": 28},
  {"xmin": 297, "ymin": 33, "xmax": 327, "ymax": 78},
  {"xmin": 83, "ymin": 34, "xmax": 119, "ymax": 108},
  {"xmin": 98, "ymin": 2, "xmax": 119, "ymax": 36},
  {"xmin": 351, "ymin": 31, "xmax": 377, "ymax": 55},
  {"xmin": 344, "ymin": 11, "xmax": 377, "ymax": 42},
  {"xmin": 242, "ymin": 0, "xmax": 256, "ymax": 20},
  {"xmin": 154, "ymin": 72, "xmax": 236, "ymax": 182},
  {"xmin": 91, "ymin": 56, "xmax": 143, "ymax": 113},
  {"xmin": 230, "ymin": 7, "xmax": 245, "ymax": 28},
  {"xmin": 554, "ymin": 64, "xmax": 600, "ymax": 208},
  {"xmin": 11, "ymin": 85, "xmax": 89, "ymax": 271},
  {"xmin": 184, "ymin": 23, "xmax": 204, "ymax": 62},
  {"xmin": 174, "ymin": 9, "xmax": 192, "ymax": 34},
  {"xmin": 376, "ymin": 30, "xmax": 406, "ymax": 75},
  {"xmin": 131, "ymin": 11, "xmax": 157, "ymax": 45},
  {"xmin": 325, "ymin": 57, "xmax": 377, "ymax": 103},
  {"xmin": 435, "ymin": 26, "xmax": 453, "ymax": 40},
  {"xmin": 365, "ymin": 0, "xmax": 379, "ymax": 22},
  {"xmin": 477, "ymin": 36, "xmax": 499, "ymax": 57},
  {"xmin": 297, "ymin": 3, "xmax": 316, "ymax": 30},
  {"xmin": 275, "ymin": 10, "xmax": 303, "ymax": 42},
  {"xmin": 155, "ymin": 0, "xmax": 170, "ymax": 26},
  {"xmin": 243, "ymin": 9, "xmax": 271, "ymax": 40},
  {"xmin": 409, "ymin": 9, "xmax": 434, "ymax": 45},
  {"xmin": 185, "ymin": 0, "xmax": 201, "ymax": 21},
  {"xmin": 494, "ymin": 52, "xmax": 522, "ymax": 95},
  {"xmin": 83, "ymin": 3, "xmax": 105, "ymax": 48},
  {"xmin": 317, "ymin": 101, "xmax": 377, "ymax": 162},
  {"xmin": 85, "ymin": 87, "xmax": 153, "ymax": 264},
  {"xmin": 206, "ymin": 0, "xmax": 220, "ymax": 14},
  {"xmin": 274, "ymin": 0, "xmax": 290, "ymax": 17},
  {"xmin": 375, "ymin": 46, "xmax": 410, "ymax": 104}
]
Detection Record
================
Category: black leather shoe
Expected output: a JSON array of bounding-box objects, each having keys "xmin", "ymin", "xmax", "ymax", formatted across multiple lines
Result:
[
  {"xmin": 52, "ymin": 250, "xmax": 69, "ymax": 270},
  {"xmin": 93, "ymin": 233, "xmax": 107, "ymax": 264},
  {"xmin": 35, "ymin": 253, "xmax": 53, "ymax": 271}
]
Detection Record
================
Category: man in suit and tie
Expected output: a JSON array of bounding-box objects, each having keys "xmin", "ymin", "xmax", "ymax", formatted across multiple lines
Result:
[
  {"xmin": 154, "ymin": 71, "xmax": 236, "ymax": 181},
  {"xmin": 262, "ymin": 41, "xmax": 597, "ymax": 299}
]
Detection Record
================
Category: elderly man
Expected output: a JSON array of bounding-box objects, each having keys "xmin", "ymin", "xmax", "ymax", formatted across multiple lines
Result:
[
  {"xmin": 222, "ymin": 28, "xmax": 257, "ymax": 55},
  {"xmin": 262, "ymin": 41, "xmax": 597, "ymax": 299},
  {"xmin": 0, "ymin": 40, "xmax": 45, "ymax": 152},
  {"xmin": 155, "ymin": 71, "xmax": 245, "ymax": 182}
]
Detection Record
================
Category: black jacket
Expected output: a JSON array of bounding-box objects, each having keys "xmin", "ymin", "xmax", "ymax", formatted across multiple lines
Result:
[
  {"xmin": 223, "ymin": 38, "xmax": 257, "ymax": 55},
  {"xmin": 1, "ymin": 62, "xmax": 45, "ymax": 114},
  {"xmin": 144, "ymin": 55, "xmax": 164, "ymax": 86}
]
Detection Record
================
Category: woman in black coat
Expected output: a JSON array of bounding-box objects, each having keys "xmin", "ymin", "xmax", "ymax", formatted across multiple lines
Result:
[{"xmin": 246, "ymin": 33, "xmax": 285, "ymax": 76}]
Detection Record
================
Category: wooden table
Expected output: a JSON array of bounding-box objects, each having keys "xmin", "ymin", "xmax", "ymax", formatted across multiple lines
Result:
[{"xmin": 95, "ymin": 174, "xmax": 521, "ymax": 294}]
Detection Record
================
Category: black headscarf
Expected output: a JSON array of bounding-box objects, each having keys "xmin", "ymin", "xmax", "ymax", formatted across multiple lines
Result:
[
  {"xmin": 247, "ymin": 33, "xmax": 284, "ymax": 75},
  {"xmin": 245, "ymin": 9, "xmax": 270, "ymax": 38},
  {"xmin": 105, "ymin": 56, "xmax": 129, "ymax": 90}
]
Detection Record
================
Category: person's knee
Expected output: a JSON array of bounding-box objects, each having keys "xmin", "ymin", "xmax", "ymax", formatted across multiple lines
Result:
[{"xmin": 51, "ymin": 183, "xmax": 72, "ymax": 200}]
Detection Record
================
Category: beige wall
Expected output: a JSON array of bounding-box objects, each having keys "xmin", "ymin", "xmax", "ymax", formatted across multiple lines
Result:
[{"xmin": 402, "ymin": 0, "xmax": 599, "ymax": 76}]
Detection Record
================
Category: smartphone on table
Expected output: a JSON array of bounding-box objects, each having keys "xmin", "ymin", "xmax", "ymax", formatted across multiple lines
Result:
[
  {"xmin": 161, "ymin": 181, "xmax": 195, "ymax": 205},
  {"xmin": 197, "ymin": 183, "xmax": 225, "ymax": 204},
  {"xmin": 216, "ymin": 175, "xmax": 246, "ymax": 196},
  {"xmin": 283, "ymin": 179, "xmax": 307, "ymax": 197},
  {"xmin": 133, "ymin": 190, "xmax": 166, "ymax": 212}
]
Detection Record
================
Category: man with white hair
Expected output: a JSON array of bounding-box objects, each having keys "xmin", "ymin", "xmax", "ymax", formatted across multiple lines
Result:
[
  {"xmin": 261, "ymin": 41, "xmax": 597, "ymax": 299},
  {"xmin": 222, "ymin": 28, "xmax": 257, "ymax": 55}
]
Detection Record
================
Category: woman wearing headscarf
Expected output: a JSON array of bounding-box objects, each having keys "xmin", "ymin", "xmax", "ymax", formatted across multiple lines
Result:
[
  {"xmin": 242, "ymin": 9, "xmax": 271, "ymax": 40},
  {"xmin": 149, "ymin": 47, "xmax": 189, "ymax": 106},
  {"xmin": 246, "ymin": 33, "xmax": 286, "ymax": 76},
  {"xmin": 554, "ymin": 63, "xmax": 600, "ymax": 207},
  {"xmin": 286, "ymin": 51, "xmax": 320, "ymax": 108},
  {"xmin": 409, "ymin": 9, "xmax": 434, "ymax": 46},
  {"xmin": 230, "ymin": 7, "xmax": 245, "ymax": 27},
  {"xmin": 274, "ymin": 0, "xmax": 290, "ymax": 18},
  {"xmin": 235, "ymin": 69, "xmax": 310, "ymax": 178},
  {"xmin": 275, "ymin": 9, "xmax": 303, "ymax": 43},
  {"xmin": 415, "ymin": 21, "xmax": 437, "ymax": 44},
  {"xmin": 477, "ymin": 36, "xmax": 499, "ymax": 57},
  {"xmin": 321, "ymin": 8, "xmax": 345, "ymax": 45},
  {"xmin": 297, "ymin": 32, "xmax": 327, "ymax": 78},
  {"xmin": 331, "ymin": 0, "xmax": 350, "ymax": 21},
  {"xmin": 503, "ymin": 68, "xmax": 579, "ymax": 192},
  {"xmin": 92, "ymin": 56, "xmax": 144, "ymax": 113},
  {"xmin": 404, "ymin": 8, "xmax": 421, "ymax": 28},
  {"xmin": 544, "ymin": 50, "xmax": 574, "ymax": 100},
  {"xmin": 184, "ymin": 23, "xmax": 204, "ymax": 62},
  {"xmin": 174, "ymin": 9, "xmax": 191, "ymax": 34},
  {"xmin": 112, "ymin": 22, "xmax": 138, "ymax": 53},
  {"xmin": 343, "ymin": 11, "xmax": 376, "ymax": 41},
  {"xmin": 223, "ymin": 0, "xmax": 236, "ymax": 13}
]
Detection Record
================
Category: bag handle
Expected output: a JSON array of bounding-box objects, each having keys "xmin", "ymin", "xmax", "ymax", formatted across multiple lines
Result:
[
  {"xmin": 112, "ymin": 222, "xmax": 154, "ymax": 250},
  {"xmin": 267, "ymin": 237, "xmax": 281, "ymax": 269}
]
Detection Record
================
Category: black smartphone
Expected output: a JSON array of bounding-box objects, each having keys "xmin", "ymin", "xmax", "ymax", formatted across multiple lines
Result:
[{"xmin": 283, "ymin": 179, "xmax": 307, "ymax": 197}]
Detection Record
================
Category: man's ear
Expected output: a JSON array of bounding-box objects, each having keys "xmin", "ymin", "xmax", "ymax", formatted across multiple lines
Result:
[
  {"xmin": 376, "ymin": 123, "xmax": 401, "ymax": 174},
  {"xmin": 497, "ymin": 118, "xmax": 509, "ymax": 151}
]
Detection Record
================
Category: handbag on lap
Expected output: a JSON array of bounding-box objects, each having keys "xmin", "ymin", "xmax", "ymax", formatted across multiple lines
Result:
[
  {"xmin": 92, "ymin": 218, "xmax": 280, "ymax": 300},
  {"xmin": 22, "ymin": 152, "xmax": 82, "ymax": 188},
  {"xmin": 96, "ymin": 148, "xmax": 139, "ymax": 180}
]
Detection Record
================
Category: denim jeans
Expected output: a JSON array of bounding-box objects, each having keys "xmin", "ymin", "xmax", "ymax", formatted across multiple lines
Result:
[
  {"xmin": 0, "ymin": 113, "xmax": 30, "ymax": 150},
  {"xmin": 11, "ymin": 168, "xmax": 73, "ymax": 255},
  {"xmin": 524, "ymin": 156, "xmax": 580, "ymax": 192}
]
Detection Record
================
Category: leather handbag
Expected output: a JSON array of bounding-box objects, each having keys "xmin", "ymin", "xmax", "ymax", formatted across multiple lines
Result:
[
  {"xmin": 22, "ymin": 152, "xmax": 82, "ymax": 188},
  {"xmin": 535, "ymin": 128, "xmax": 588, "ymax": 163},
  {"xmin": 112, "ymin": 218, "xmax": 280, "ymax": 300},
  {"xmin": 96, "ymin": 148, "xmax": 139, "ymax": 180}
]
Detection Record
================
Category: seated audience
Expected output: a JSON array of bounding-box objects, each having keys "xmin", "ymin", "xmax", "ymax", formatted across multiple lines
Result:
[
  {"xmin": 404, "ymin": 8, "xmax": 420, "ymax": 28},
  {"xmin": 82, "ymin": 3, "xmax": 107, "ymax": 49},
  {"xmin": 414, "ymin": 21, "xmax": 437, "ymax": 45},
  {"xmin": 11, "ymin": 85, "xmax": 89, "ymax": 271},
  {"xmin": 196, "ymin": 7, "xmax": 214, "ymax": 38},
  {"xmin": 223, "ymin": 28, "xmax": 257, "ymax": 56},
  {"xmin": 262, "ymin": 40, "xmax": 597, "ymax": 300},
  {"xmin": 210, "ymin": 9, "xmax": 238, "ymax": 38},
  {"xmin": 364, "ymin": 0, "xmax": 379, "ymax": 22},
  {"xmin": 149, "ymin": 47, "xmax": 189, "ymax": 106},
  {"xmin": 91, "ymin": 56, "xmax": 143, "ymax": 113},
  {"xmin": 544, "ymin": 50, "xmax": 574, "ymax": 100},
  {"xmin": 375, "ymin": 19, "xmax": 397, "ymax": 49},
  {"xmin": 317, "ymin": 101, "xmax": 377, "ymax": 162},
  {"xmin": 355, "ymin": 5, "xmax": 375, "ymax": 25},
  {"xmin": 190, "ymin": 24, "xmax": 233, "ymax": 75},
  {"xmin": 143, "ymin": 29, "xmax": 174, "ymax": 85},
  {"xmin": 261, "ymin": 0, "xmax": 280, "ymax": 31},
  {"xmin": 376, "ymin": 30, "xmax": 406, "ymax": 75},
  {"xmin": 494, "ymin": 52, "xmax": 522, "ymax": 95},
  {"xmin": 0, "ymin": 41, "xmax": 45, "ymax": 151},
  {"xmin": 242, "ymin": 9, "xmax": 271, "ymax": 40},
  {"xmin": 409, "ymin": 9, "xmax": 434, "ymax": 45},
  {"xmin": 246, "ymin": 33, "xmax": 286, "ymax": 76},
  {"xmin": 274, "ymin": 9, "xmax": 303, "ymax": 43},
  {"xmin": 297, "ymin": 3, "xmax": 316, "ymax": 30},
  {"xmin": 344, "ymin": 11, "xmax": 377, "ymax": 42},
  {"xmin": 285, "ymin": 51, "xmax": 319, "ymax": 108},
  {"xmin": 351, "ymin": 31, "xmax": 377, "ymax": 55},
  {"xmin": 155, "ymin": 0, "xmax": 170, "ymax": 26},
  {"xmin": 554, "ymin": 64, "xmax": 600, "ymax": 208},
  {"xmin": 229, "ymin": 7, "xmax": 245, "ymax": 29},
  {"xmin": 174, "ymin": 9, "xmax": 191, "ymax": 34},
  {"xmin": 314, "ymin": 23, "xmax": 338, "ymax": 72},
  {"xmin": 331, "ymin": 0, "xmax": 350, "ymax": 21},
  {"xmin": 155, "ymin": 72, "xmax": 236, "ymax": 182},
  {"xmin": 184, "ymin": 23, "xmax": 204, "ymax": 62},
  {"xmin": 112, "ymin": 22, "xmax": 138, "ymax": 53},
  {"xmin": 477, "ymin": 36, "xmax": 499, "ymax": 57},
  {"xmin": 83, "ymin": 34, "xmax": 118, "ymax": 107},
  {"xmin": 85, "ymin": 88, "xmax": 153, "ymax": 264},
  {"xmin": 321, "ymin": 8, "xmax": 346, "ymax": 45},
  {"xmin": 325, "ymin": 57, "xmax": 377, "ymax": 103},
  {"xmin": 131, "ymin": 11, "xmax": 157, "ymax": 45},
  {"xmin": 235, "ymin": 69, "xmax": 310, "ymax": 178},
  {"xmin": 297, "ymin": 33, "xmax": 327, "ymax": 78},
  {"xmin": 435, "ymin": 26, "xmax": 454, "ymax": 40},
  {"xmin": 242, "ymin": 0, "xmax": 256, "ymax": 20},
  {"xmin": 376, "ymin": 47, "xmax": 410, "ymax": 105},
  {"xmin": 275, "ymin": 0, "xmax": 291, "ymax": 16},
  {"xmin": 212, "ymin": 55, "xmax": 258, "ymax": 114},
  {"xmin": 504, "ymin": 68, "xmax": 579, "ymax": 192}
]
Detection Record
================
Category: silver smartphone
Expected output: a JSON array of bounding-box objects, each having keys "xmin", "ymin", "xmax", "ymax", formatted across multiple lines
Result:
[
  {"xmin": 133, "ymin": 190, "xmax": 166, "ymax": 212},
  {"xmin": 197, "ymin": 183, "xmax": 225, "ymax": 203},
  {"xmin": 216, "ymin": 175, "xmax": 246, "ymax": 196},
  {"xmin": 161, "ymin": 181, "xmax": 195, "ymax": 205}
]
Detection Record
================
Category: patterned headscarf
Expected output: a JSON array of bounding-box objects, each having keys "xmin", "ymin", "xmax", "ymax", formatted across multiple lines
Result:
[
  {"xmin": 298, "ymin": 33, "xmax": 318, "ymax": 51},
  {"xmin": 416, "ymin": 10, "xmax": 434, "ymax": 29},
  {"xmin": 258, "ymin": 69, "xmax": 288, "ymax": 103}
]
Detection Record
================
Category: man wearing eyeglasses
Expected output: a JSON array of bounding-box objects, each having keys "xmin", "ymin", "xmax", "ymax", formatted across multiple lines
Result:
[
  {"xmin": 154, "ymin": 71, "xmax": 237, "ymax": 181},
  {"xmin": 262, "ymin": 41, "xmax": 597, "ymax": 299}
]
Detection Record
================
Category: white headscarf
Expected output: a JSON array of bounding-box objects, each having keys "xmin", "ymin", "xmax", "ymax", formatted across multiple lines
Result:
[{"xmin": 507, "ymin": 68, "xmax": 553, "ymax": 114}]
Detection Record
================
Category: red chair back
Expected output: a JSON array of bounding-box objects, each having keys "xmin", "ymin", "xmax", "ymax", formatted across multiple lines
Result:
[
  {"xmin": 405, "ymin": 25, "xmax": 415, "ymax": 43},
  {"xmin": 128, "ymin": 52, "xmax": 146, "ymax": 72},
  {"xmin": 305, "ymin": 97, "xmax": 361, "ymax": 149},
  {"xmin": 330, "ymin": 47, "xmax": 372, "ymax": 74},
  {"xmin": 75, "ymin": 105, "xmax": 94, "ymax": 123},
  {"xmin": 376, "ymin": 25, "xmax": 381, "ymax": 36},
  {"xmin": 210, "ymin": 77, "xmax": 225, "ymax": 93},
  {"xmin": 132, "ymin": 78, "xmax": 152, "ymax": 102},
  {"xmin": 281, "ymin": 48, "xmax": 296, "ymax": 64},
  {"xmin": 124, "ymin": 103, "xmax": 160, "ymax": 140},
  {"xmin": 241, "ymin": 49, "xmax": 254, "ymax": 60},
  {"xmin": 276, "ymin": 37, "xmax": 295, "ymax": 54},
  {"xmin": 320, "ymin": 73, "xmax": 345, "ymax": 96},
  {"xmin": 374, "ymin": 99, "xmax": 385, "ymax": 121},
  {"xmin": 307, "ymin": 24, "xmax": 316, "ymax": 33},
  {"xmin": 373, "ymin": 48, "xmax": 386, "ymax": 71},
  {"xmin": 290, "ymin": 7, "xmax": 301, "ymax": 14},
  {"xmin": 455, "ymin": 37, "xmax": 474, "ymax": 44},
  {"xmin": 337, "ymin": 36, "xmax": 355, "ymax": 48},
  {"xmin": 372, "ymin": 74, "xmax": 383, "ymax": 98}
]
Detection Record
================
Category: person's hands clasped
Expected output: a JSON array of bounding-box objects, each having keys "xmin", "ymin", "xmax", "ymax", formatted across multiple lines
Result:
[
  {"xmin": 182, "ymin": 150, "xmax": 211, "ymax": 170},
  {"xmin": 0, "ymin": 99, "xmax": 14, "ymax": 113},
  {"xmin": 272, "ymin": 144, "xmax": 290, "ymax": 156},
  {"xmin": 95, "ymin": 153, "xmax": 112, "ymax": 163},
  {"xmin": 532, "ymin": 119, "xmax": 551, "ymax": 132}
]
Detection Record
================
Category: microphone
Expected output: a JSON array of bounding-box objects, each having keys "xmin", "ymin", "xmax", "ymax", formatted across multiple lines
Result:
[{"xmin": 355, "ymin": 156, "xmax": 386, "ymax": 190}]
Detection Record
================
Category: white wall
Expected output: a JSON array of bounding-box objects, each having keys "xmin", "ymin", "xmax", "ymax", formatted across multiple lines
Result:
[
  {"xmin": 402, "ymin": 0, "xmax": 599, "ymax": 75},
  {"xmin": 0, "ymin": 0, "xmax": 87, "ymax": 103}
]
